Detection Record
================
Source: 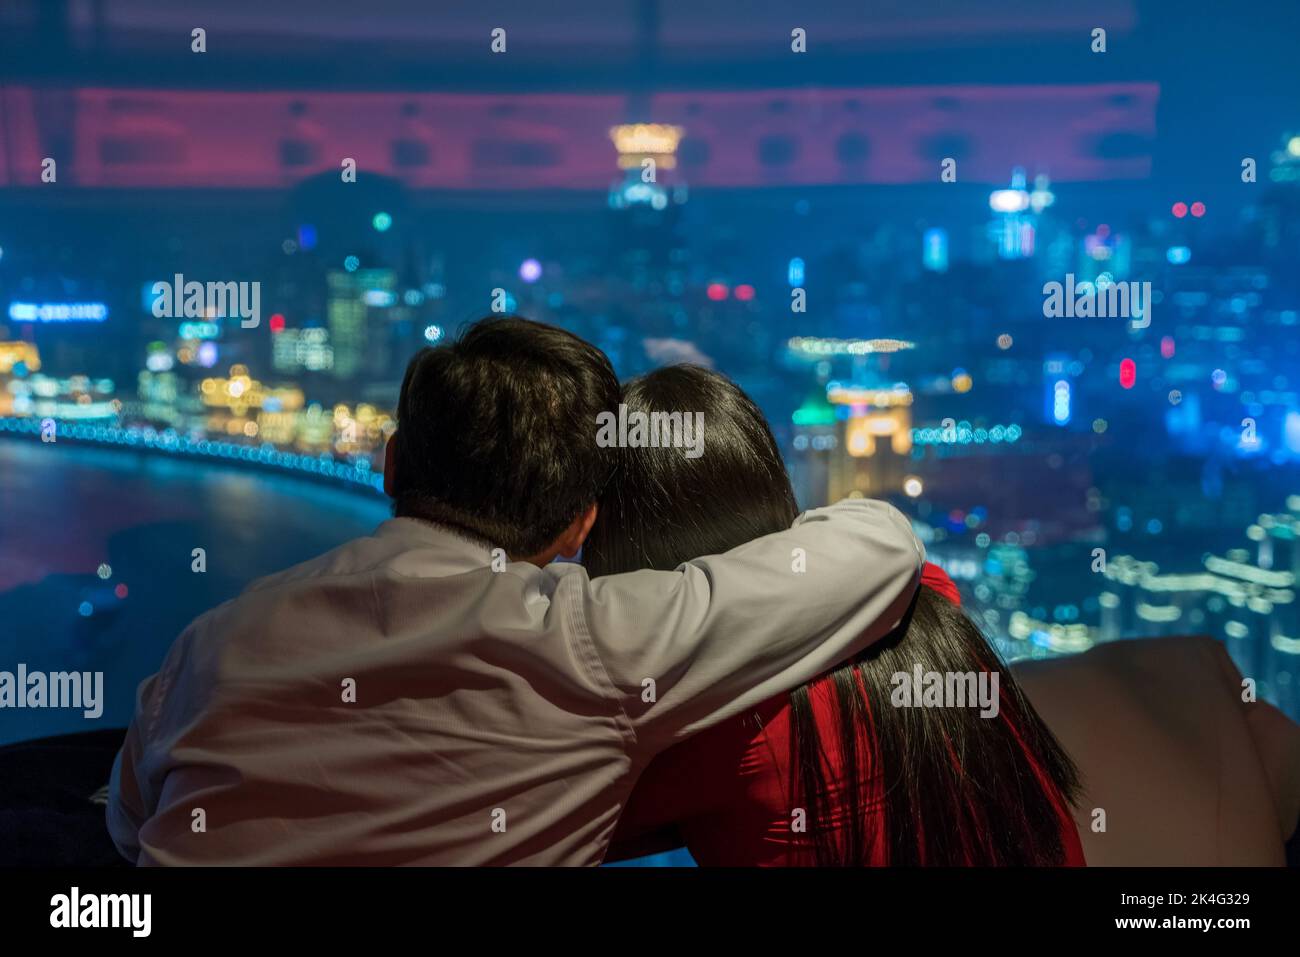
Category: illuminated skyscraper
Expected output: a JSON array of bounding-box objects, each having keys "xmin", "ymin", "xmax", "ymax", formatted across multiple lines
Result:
[
  {"xmin": 273, "ymin": 327, "xmax": 335, "ymax": 374},
  {"xmin": 789, "ymin": 389, "xmax": 837, "ymax": 509},
  {"xmin": 987, "ymin": 168, "xmax": 1035, "ymax": 260},
  {"xmin": 327, "ymin": 269, "xmax": 396, "ymax": 380},
  {"xmin": 785, "ymin": 336, "xmax": 918, "ymax": 505},
  {"xmin": 828, "ymin": 384, "xmax": 914, "ymax": 503}
]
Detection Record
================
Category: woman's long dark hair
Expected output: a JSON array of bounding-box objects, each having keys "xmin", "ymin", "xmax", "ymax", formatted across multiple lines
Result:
[{"xmin": 584, "ymin": 364, "xmax": 1081, "ymax": 866}]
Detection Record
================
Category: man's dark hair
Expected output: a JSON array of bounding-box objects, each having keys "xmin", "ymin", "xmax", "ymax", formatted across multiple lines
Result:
[{"xmin": 390, "ymin": 316, "xmax": 619, "ymax": 556}]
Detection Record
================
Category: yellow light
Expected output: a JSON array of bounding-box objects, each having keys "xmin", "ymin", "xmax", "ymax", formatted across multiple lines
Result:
[
  {"xmin": 1136, "ymin": 602, "xmax": 1182, "ymax": 623},
  {"xmin": 952, "ymin": 373, "xmax": 973, "ymax": 393},
  {"xmin": 1288, "ymin": 136, "xmax": 1300, "ymax": 157},
  {"xmin": 1042, "ymin": 626, "xmax": 1094, "ymax": 653},
  {"xmin": 903, "ymin": 476, "xmax": 923, "ymax": 498},
  {"xmin": 788, "ymin": 337, "xmax": 916, "ymax": 357},
  {"xmin": 0, "ymin": 341, "xmax": 42, "ymax": 374},
  {"xmin": 1204, "ymin": 555, "xmax": 1293, "ymax": 587},
  {"xmin": 1272, "ymin": 633, "xmax": 1300, "ymax": 655},
  {"xmin": 826, "ymin": 385, "xmax": 913, "ymax": 407},
  {"xmin": 844, "ymin": 417, "xmax": 875, "ymax": 458},
  {"xmin": 609, "ymin": 123, "xmax": 684, "ymax": 160}
]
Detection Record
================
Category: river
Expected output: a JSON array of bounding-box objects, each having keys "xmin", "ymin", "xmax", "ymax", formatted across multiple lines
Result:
[{"xmin": 0, "ymin": 438, "xmax": 390, "ymax": 745}]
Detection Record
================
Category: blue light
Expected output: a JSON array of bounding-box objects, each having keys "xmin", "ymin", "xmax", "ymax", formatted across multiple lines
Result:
[
  {"xmin": 1286, "ymin": 411, "xmax": 1300, "ymax": 455},
  {"xmin": 142, "ymin": 282, "xmax": 166, "ymax": 311},
  {"xmin": 787, "ymin": 257, "xmax": 805, "ymax": 287},
  {"xmin": 178, "ymin": 321, "xmax": 220, "ymax": 340},
  {"xmin": 344, "ymin": 255, "xmax": 360, "ymax": 272},
  {"xmin": 1052, "ymin": 379, "xmax": 1071, "ymax": 425},
  {"xmin": 424, "ymin": 324, "xmax": 444, "ymax": 343},
  {"xmin": 519, "ymin": 259, "xmax": 542, "ymax": 283},
  {"xmin": 922, "ymin": 228, "xmax": 949, "ymax": 272},
  {"xmin": 77, "ymin": 601, "xmax": 93, "ymax": 617},
  {"xmin": 8, "ymin": 301, "xmax": 108, "ymax": 323},
  {"xmin": 372, "ymin": 212, "xmax": 392, "ymax": 232},
  {"xmin": 297, "ymin": 224, "xmax": 318, "ymax": 251},
  {"xmin": 1166, "ymin": 245, "xmax": 1192, "ymax": 265},
  {"xmin": 911, "ymin": 422, "xmax": 1023, "ymax": 445}
]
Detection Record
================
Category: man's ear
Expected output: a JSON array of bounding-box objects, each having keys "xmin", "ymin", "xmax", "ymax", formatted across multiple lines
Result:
[
  {"xmin": 383, "ymin": 437, "xmax": 397, "ymax": 498},
  {"xmin": 557, "ymin": 503, "xmax": 599, "ymax": 559}
]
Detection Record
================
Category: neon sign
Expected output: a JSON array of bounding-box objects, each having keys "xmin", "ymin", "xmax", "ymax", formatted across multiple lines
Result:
[{"xmin": 8, "ymin": 302, "xmax": 109, "ymax": 323}]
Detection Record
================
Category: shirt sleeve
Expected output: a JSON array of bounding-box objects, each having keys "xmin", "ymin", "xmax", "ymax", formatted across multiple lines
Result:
[
  {"xmin": 106, "ymin": 613, "xmax": 203, "ymax": 864},
  {"xmin": 106, "ymin": 672, "xmax": 162, "ymax": 864},
  {"xmin": 572, "ymin": 497, "xmax": 923, "ymax": 750}
]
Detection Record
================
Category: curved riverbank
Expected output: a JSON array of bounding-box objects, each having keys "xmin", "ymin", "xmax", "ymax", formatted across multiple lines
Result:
[{"xmin": 0, "ymin": 437, "xmax": 391, "ymax": 745}]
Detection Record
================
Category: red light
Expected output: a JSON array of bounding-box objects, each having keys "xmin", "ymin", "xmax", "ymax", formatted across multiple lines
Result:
[
  {"xmin": 269, "ymin": 313, "xmax": 286, "ymax": 332},
  {"xmin": 1171, "ymin": 202, "xmax": 1188, "ymax": 218},
  {"xmin": 705, "ymin": 283, "xmax": 729, "ymax": 301},
  {"xmin": 734, "ymin": 284, "xmax": 755, "ymax": 301},
  {"xmin": 1190, "ymin": 201, "xmax": 1205, "ymax": 218},
  {"xmin": 114, "ymin": 583, "xmax": 128, "ymax": 599},
  {"xmin": 1096, "ymin": 224, "xmax": 1110, "ymax": 238},
  {"xmin": 1119, "ymin": 358, "xmax": 1137, "ymax": 389},
  {"xmin": 1160, "ymin": 336, "xmax": 1175, "ymax": 359}
]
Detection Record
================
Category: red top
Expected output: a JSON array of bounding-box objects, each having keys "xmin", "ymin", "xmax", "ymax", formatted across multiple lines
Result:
[{"xmin": 612, "ymin": 563, "xmax": 1086, "ymax": 866}]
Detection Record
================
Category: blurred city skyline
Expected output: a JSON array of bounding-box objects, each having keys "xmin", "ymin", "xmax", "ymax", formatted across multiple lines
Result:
[{"xmin": 3, "ymin": 0, "xmax": 1300, "ymax": 737}]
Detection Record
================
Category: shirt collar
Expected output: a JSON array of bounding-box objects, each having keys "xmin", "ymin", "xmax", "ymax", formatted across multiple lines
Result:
[{"xmin": 374, "ymin": 516, "xmax": 496, "ymax": 563}]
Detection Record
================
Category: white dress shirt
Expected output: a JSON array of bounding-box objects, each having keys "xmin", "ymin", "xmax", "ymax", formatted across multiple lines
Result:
[{"xmin": 109, "ymin": 499, "xmax": 922, "ymax": 865}]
